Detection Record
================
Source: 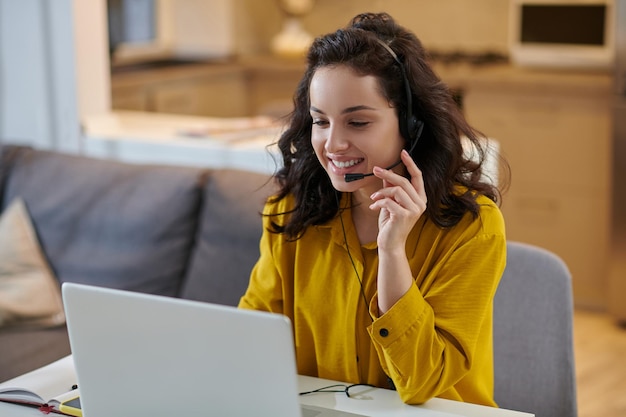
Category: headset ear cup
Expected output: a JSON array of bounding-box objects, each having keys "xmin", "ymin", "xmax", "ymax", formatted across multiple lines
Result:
[
  {"xmin": 407, "ymin": 115, "xmax": 419, "ymax": 141},
  {"xmin": 398, "ymin": 111, "xmax": 409, "ymax": 141},
  {"xmin": 399, "ymin": 111, "xmax": 418, "ymax": 142},
  {"xmin": 404, "ymin": 117, "xmax": 424, "ymax": 155}
]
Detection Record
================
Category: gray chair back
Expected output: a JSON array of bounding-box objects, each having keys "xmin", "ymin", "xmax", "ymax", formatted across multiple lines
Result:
[{"xmin": 493, "ymin": 241, "xmax": 578, "ymax": 417}]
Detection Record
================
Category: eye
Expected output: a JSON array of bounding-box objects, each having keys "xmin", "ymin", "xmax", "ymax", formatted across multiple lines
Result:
[
  {"xmin": 312, "ymin": 119, "xmax": 329, "ymax": 127},
  {"xmin": 349, "ymin": 120, "xmax": 370, "ymax": 128}
]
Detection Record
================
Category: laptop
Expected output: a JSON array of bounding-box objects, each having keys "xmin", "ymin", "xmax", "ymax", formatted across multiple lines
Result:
[{"xmin": 62, "ymin": 283, "xmax": 366, "ymax": 417}]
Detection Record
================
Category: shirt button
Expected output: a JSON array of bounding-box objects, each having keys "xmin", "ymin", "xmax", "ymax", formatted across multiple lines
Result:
[{"xmin": 379, "ymin": 328, "xmax": 389, "ymax": 337}]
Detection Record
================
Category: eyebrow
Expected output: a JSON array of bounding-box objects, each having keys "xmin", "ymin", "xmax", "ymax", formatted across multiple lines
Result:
[{"xmin": 310, "ymin": 105, "xmax": 378, "ymax": 115}]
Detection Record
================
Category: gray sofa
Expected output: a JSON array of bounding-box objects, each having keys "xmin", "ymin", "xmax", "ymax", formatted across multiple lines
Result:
[{"xmin": 0, "ymin": 144, "xmax": 277, "ymax": 383}]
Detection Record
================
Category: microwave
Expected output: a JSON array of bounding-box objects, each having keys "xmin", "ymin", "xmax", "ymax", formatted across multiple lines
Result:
[{"xmin": 508, "ymin": 0, "xmax": 616, "ymax": 69}]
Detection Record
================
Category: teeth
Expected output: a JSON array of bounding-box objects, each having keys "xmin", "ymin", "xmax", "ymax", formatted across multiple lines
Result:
[{"xmin": 332, "ymin": 159, "xmax": 361, "ymax": 168}]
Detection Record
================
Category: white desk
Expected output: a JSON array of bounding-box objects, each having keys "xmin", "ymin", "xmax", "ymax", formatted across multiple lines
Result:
[
  {"xmin": 0, "ymin": 377, "xmax": 532, "ymax": 417},
  {"xmin": 298, "ymin": 376, "xmax": 532, "ymax": 417},
  {"xmin": 0, "ymin": 359, "xmax": 532, "ymax": 417}
]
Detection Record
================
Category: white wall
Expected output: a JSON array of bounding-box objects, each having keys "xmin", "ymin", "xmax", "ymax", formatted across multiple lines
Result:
[{"xmin": 0, "ymin": 0, "xmax": 110, "ymax": 153}]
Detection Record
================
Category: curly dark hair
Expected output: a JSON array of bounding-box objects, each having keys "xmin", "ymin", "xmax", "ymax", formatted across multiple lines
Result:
[{"xmin": 268, "ymin": 12, "xmax": 508, "ymax": 239}]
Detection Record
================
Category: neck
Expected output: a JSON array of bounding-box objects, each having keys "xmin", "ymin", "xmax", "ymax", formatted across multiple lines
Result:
[
  {"xmin": 349, "ymin": 192, "xmax": 379, "ymax": 245},
  {"xmin": 351, "ymin": 185, "xmax": 376, "ymax": 209}
]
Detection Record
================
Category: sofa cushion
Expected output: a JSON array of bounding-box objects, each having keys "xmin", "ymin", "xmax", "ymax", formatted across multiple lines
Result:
[
  {"xmin": 181, "ymin": 169, "xmax": 277, "ymax": 306},
  {"xmin": 0, "ymin": 198, "xmax": 65, "ymax": 329},
  {"xmin": 1, "ymin": 147, "xmax": 204, "ymax": 297}
]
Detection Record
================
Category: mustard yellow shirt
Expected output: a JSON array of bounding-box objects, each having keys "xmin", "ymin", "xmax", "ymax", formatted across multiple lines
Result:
[{"xmin": 239, "ymin": 193, "xmax": 506, "ymax": 406}]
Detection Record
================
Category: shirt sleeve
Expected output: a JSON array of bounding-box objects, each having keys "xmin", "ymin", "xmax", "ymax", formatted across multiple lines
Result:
[
  {"xmin": 238, "ymin": 208, "xmax": 285, "ymax": 315},
  {"xmin": 367, "ymin": 229, "xmax": 506, "ymax": 404}
]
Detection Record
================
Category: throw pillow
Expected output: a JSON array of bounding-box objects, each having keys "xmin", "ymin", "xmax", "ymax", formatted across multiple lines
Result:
[{"xmin": 0, "ymin": 198, "xmax": 65, "ymax": 329}]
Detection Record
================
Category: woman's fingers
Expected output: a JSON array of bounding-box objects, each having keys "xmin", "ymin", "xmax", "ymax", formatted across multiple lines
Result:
[{"xmin": 370, "ymin": 150, "xmax": 427, "ymax": 211}]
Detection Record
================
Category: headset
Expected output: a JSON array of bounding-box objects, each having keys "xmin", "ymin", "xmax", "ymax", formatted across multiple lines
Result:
[
  {"xmin": 375, "ymin": 38, "xmax": 421, "ymax": 144},
  {"xmin": 344, "ymin": 38, "xmax": 425, "ymax": 182}
]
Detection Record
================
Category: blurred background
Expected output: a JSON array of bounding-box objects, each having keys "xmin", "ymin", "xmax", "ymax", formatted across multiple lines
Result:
[{"xmin": 0, "ymin": 2, "xmax": 625, "ymax": 414}]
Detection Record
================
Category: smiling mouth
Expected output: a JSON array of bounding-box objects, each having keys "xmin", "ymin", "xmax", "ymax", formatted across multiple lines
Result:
[{"xmin": 331, "ymin": 158, "xmax": 363, "ymax": 169}]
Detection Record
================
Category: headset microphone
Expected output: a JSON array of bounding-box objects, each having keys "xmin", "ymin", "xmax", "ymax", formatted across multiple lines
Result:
[
  {"xmin": 344, "ymin": 38, "xmax": 424, "ymax": 183},
  {"xmin": 344, "ymin": 161, "xmax": 400, "ymax": 183},
  {"xmin": 344, "ymin": 120, "xmax": 423, "ymax": 182}
]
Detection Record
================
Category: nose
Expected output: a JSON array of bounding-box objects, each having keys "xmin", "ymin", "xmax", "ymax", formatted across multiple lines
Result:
[{"xmin": 324, "ymin": 124, "xmax": 349, "ymax": 154}]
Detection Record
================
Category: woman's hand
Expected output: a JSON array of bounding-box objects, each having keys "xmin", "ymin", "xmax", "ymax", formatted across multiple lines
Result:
[
  {"xmin": 369, "ymin": 149, "xmax": 427, "ymax": 252},
  {"xmin": 370, "ymin": 149, "xmax": 427, "ymax": 313}
]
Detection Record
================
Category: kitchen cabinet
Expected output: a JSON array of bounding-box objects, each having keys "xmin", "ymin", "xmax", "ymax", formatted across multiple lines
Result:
[
  {"xmin": 457, "ymin": 65, "xmax": 613, "ymax": 309},
  {"xmin": 240, "ymin": 56, "xmax": 304, "ymax": 117},
  {"xmin": 111, "ymin": 57, "xmax": 304, "ymax": 118},
  {"xmin": 111, "ymin": 62, "xmax": 249, "ymax": 117}
]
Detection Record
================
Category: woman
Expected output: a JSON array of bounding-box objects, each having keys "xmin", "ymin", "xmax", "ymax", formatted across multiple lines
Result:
[{"xmin": 239, "ymin": 12, "xmax": 508, "ymax": 406}]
